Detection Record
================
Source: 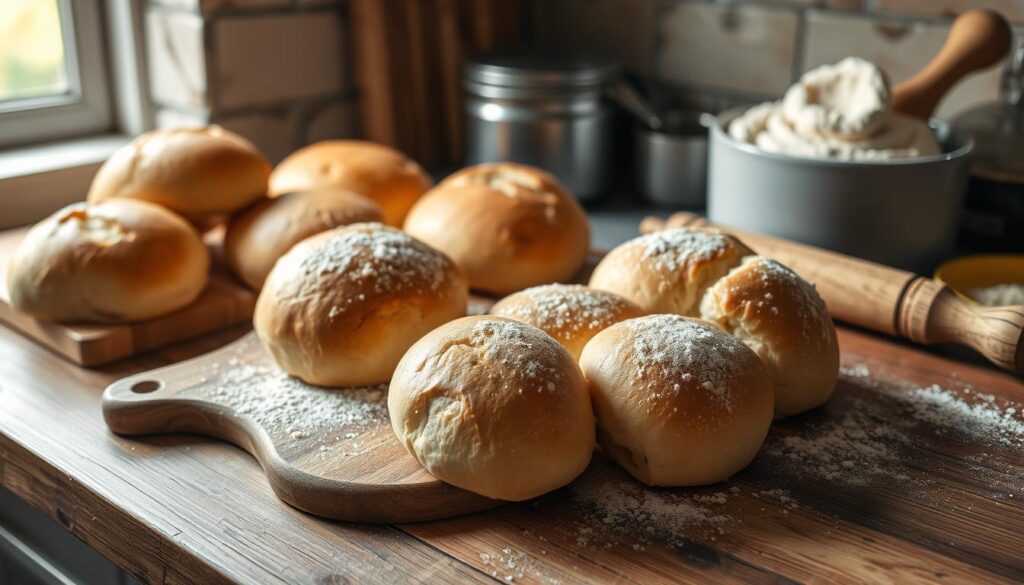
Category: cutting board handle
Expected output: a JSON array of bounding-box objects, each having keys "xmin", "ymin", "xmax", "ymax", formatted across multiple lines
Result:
[
  {"xmin": 892, "ymin": 9, "xmax": 1012, "ymax": 120},
  {"xmin": 640, "ymin": 213, "xmax": 1024, "ymax": 372}
]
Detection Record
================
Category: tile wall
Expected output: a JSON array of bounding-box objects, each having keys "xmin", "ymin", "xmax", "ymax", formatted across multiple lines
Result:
[
  {"xmin": 531, "ymin": 0, "xmax": 1022, "ymax": 119},
  {"xmin": 143, "ymin": 0, "xmax": 357, "ymax": 162}
]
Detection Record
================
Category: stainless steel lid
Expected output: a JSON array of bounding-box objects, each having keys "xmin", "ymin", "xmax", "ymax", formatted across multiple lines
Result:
[{"xmin": 463, "ymin": 50, "xmax": 620, "ymax": 95}]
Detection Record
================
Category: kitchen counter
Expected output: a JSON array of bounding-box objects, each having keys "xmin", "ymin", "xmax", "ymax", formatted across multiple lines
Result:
[{"xmin": 1, "ymin": 214, "xmax": 1023, "ymax": 584}]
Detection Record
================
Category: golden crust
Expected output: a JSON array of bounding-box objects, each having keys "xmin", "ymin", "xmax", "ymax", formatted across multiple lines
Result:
[
  {"xmin": 253, "ymin": 223, "xmax": 468, "ymax": 387},
  {"xmin": 489, "ymin": 284, "xmax": 644, "ymax": 360},
  {"xmin": 7, "ymin": 199, "xmax": 209, "ymax": 322},
  {"xmin": 700, "ymin": 256, "xmax": 839, "ymax": 417},
  {"xmin": 403, "ymin": 163, "xmax": 590, "ymax": 295},
  {"xmin": 388, "ymin": 316, "xmax": 595, "ymax": 501},
  {"xmin": 224, "ymin": 188, "xmax": 383, "ymax": 289},
  {"xmin": 268, "ymin": 140, "xmax": 431, "ymax": 226},
  {"xmin": 589, "ymin": 227, "xmax": 753, "ymax": 315},
  {"xmin": 579, "ymin": 315, "xmax": 773, "ymax": 486},
  {"xmin": 87, "ymin": 126, "xmax": 271, "ymax": 218}
]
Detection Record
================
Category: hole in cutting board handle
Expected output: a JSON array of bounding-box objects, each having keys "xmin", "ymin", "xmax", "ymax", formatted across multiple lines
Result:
[{"xmin": 130, "ymin": 380, "xmax": 162, "ymax": 394}]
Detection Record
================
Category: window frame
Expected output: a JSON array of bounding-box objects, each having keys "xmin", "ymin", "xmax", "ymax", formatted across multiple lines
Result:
[{"xmin": 0, "ymin": 0, "xmax": 114, "ymax": 149}]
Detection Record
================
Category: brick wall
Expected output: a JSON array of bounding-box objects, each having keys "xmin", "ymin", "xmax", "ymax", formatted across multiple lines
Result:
[
  {"xmin": 531, "ymin": 0, "xmax": 1022, "ymax": 119},
  {"xmin": 143, "ymin": 0, "xmax": 357, "ymax": 162}
]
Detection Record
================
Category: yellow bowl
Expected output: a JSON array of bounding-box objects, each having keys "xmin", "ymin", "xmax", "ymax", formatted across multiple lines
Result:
[{"xmin": 934, "ymin": 254, "xmax": 1024, "ymax": 303}]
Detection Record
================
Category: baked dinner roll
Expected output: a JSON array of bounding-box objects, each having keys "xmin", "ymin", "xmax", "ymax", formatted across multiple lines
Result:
[
  {"xmin": 580, "ymin": 315, "xmax": 773, "ymax": 486},
  {"xmin": 403, "ymin": 163, "xmax": 590, "ymax": 295},
  {"xmin": 268, "ymin": 141, "xmax": 431, "ymax": 226},
  {"xmin": 225, "ymin": 188, "xmax": 383, "ymax": 290},
  {"xmin": 489, "ymin": 284, "xmax": 644, "ymax": 360},
  {"xmin": 700, "ymin": 256, "xmax": 839, "ymax": 417},
  {"xmin": 254, "ymin": 223, "xmax": 467, "ymax": 387},
  {"xmin": 388, "ymin": 316, "xmax": 594, "ymax": 501},
  {"xmin": 7, "ymin": 200, "xmax": 209, "ymax": 322},
  {"xmin": 589, "ymin": 227, "xmax": 753, "ymax": 315},
  {"xmin": 87, "ymin": 126, "xmax": 271, "ymax": 219}
]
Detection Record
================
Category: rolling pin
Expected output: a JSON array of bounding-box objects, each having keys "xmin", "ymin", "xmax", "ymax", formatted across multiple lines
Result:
[
  {"xmin": 892, "ymin": 9, "xmax": 1012, "ymax": 119},
  {"xmin": 640, "ymin": 213, "xmax": 1024, "ymax": 373}
]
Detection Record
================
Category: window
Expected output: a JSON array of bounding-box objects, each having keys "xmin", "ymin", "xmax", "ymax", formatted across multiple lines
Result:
[{"xmin": 0, "ymin": 0, "xmax": 112, "ymax": 149}]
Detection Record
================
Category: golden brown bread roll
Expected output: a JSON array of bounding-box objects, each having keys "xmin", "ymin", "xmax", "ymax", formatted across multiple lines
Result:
[
  {"xmin": 253, "ymin": 223, "xmax": 467, "ymax": 387},
  {"xmin": 700, "ymin": 256, "xmax": 839, "ymax": 417},
  {"xmin": 268, "ymin": 141, "xmax": 431, "ymax": 226},
  {"xmin": 87, "ymin": 126, "xmax": 271, "ymax": 219},
  {"xmin": 224, "ymin": 188, "xmax": 383, "ymax": 290},
  {"xmin": 388, "ymin": 316, "xmax": 595, "ymax": 501},
  {"xmin": 588, "ymin": 227, "xmax": 753, "ymax": 315},
  {"xmin": 489, "ymin": 284, "xmax": 644, "ymax": 360},
  {"xmin": 580, "ymin": 315, "xmax": 773, "ymax": 486},
  {"xmin": 403, "ymin": 163, "xmax": 590, "ymax": 295},
  {"xmin": 6, "ymin": 200, "xmax": 209, "ymax": 322}
]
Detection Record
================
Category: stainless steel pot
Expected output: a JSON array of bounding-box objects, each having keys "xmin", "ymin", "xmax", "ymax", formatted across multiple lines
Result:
[
  {"xmin": 462, "ymin": 52, "xmax": 620, "ymax": 201},
  {"xmin": 708, "ymin": 107, "xmax": 974, "ymax": 272},
  {"xmin": 634, "ymin": 112, "xmax": 711, "ymax": 208}
]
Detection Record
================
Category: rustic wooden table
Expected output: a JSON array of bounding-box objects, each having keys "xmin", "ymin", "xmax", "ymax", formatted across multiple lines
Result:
[{"xmin": 1, "ymin": 319, "xmax": 1022, "ymax": 584}]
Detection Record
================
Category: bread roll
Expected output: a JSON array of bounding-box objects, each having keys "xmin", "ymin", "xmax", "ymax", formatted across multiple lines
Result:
[
  {"xmin": 7, "ymin": 200, "xmax": 209, "ymax": 322},
  {"xmin": 254, "ymin": 223, "xmax": 467, "ymax": 387},
  {"xmin": 489, "ymin": 284, "xmax": 644, "ymax": 360},
  {"xmin": 87, "ymin": 126, "xmax": 271, "ymax": 219},
  {"xmin": 269, "ymin": 141, "xmax": 431, "ymax": 226},
  {"xmin": 589, "ymin": 227, "xmax": 753, "ymax": 316},
  {"xmin": 388, "ymin": 316, "xmax": 595, "ymax": 501},
  {"xmin": 700, "ymin": 256, "xmax": 839, "ymax": 417},
  {"xmin": 225, "ymin": 188, "xmax": 383, "ymax": 290},
  {"xmin": 403, "ymin": 163, "xmax": 590, "ymax": 295},
  {"xmin": 580, "ymin": 315, "xmax": 773, "ymax": 486}
]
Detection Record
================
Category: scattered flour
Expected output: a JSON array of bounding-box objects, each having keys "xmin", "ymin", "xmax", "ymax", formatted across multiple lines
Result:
[
  {"xmin": 204, "ymin": 343, "xmax": 387, "ymax": 453},
  {"xmin": 492, "ymin": 284, "xmax": 634, "ymax": 335},
  {"xmin": 479, "ymin": 548, "xmax": 561, "ymax": 585},
  {"xmin": 634, "ymin": 228, "xmax": 733, "ymax": 272},
  {"xmin": 970, "ymin": 284, "xmax": 1024, "ymax": 307}
]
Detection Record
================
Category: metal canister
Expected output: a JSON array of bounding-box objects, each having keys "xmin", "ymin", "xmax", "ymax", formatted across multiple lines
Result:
[{"xmin": 462, "ymin": 51, "xmax": 621, "ymax": 201}]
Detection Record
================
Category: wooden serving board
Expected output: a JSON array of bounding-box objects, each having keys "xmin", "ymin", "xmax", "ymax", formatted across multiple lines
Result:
[{"xmin": 0, "ymin": 227, "xmax": 256, "ymax": 367}]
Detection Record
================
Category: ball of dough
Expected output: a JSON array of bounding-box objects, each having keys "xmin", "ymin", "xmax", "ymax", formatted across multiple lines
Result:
[
  {"xmin": 700, "ymin": 256, "xmax": 839, "ymax": 417},
  {"xmin": 268, "ymin": 141, "xmax": 431, "ymax": 226},
  {"xmin": 589, "ymin": 227, "xmax": 753, "ymax": 315},
  {"xmin": 489, "ymin": 284, "xmax": 644, "ymax": 360},
  {"xmin": 580, "ymin": 314, "xmax": 773, "ymax": 486},
  {"xmin": 7, "ymin": 200, "xmax": 209, "ymax": 322},
  {"xmin": 254, "ymin": 223, "xmax": 467, "ymax": 386},
  {"xmin": 224, "ymin": 188, "xmax": 383, "ymax": 290},
  {"xmin": 388, "ymin": 316, "xmax": 595, "ymax": 501},
  {"xmin": 87, "ymin": 126, "xmax": 271, "ymax": 219},
  {"xmin": 403, "ymin": 163, "xmax": 590, "ymax": 295}
]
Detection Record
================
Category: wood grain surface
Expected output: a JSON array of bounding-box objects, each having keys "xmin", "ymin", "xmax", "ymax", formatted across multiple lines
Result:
[
  {"xmin": 2, "ymin": 319, "xmax": 1023, "ymax": 583},
  {"xmin": 0, "ymin": 228, "xmax": 257, "ymax": 367},
  {"xmin": 102, "ymin": 332, "xmax": 500, "ymax": 523}
]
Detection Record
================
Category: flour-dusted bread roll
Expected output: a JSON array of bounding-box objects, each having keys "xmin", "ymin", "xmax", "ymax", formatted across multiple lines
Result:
[
  {"xmin": 7, "ymin": 200, "xmax": 209, "ymax": 322},
  {"xmin": 403, "ymin": 163, "xmax": 590, "ymax": 295},
  {"xmin": 700, "ymin": 256, "xmax": 839, "ymax": 417},
  {"xmin": 225, "ymin": 188, "xmax": 383, "ymax": 290},
  {"xmin": 489, "ymin": 284, "xmax": 644, "ymax": 360},
  {"xmin": 589, "ymin": 228, "xmax": 753, "ymax": 315},
  {"xmin": 87, "ymin": 126, "xmax": 271, "ymax": 219},
  {"xmin": 580, "ymin": 315, "xmax": 773, "ymax": 486},
  {"xmin": 254, "ymin": 223, "xmax": 467, "ymax": 386},
  {"xmin": 268, "ymin": 141, "xmax": 431, "ymax": 226},
  {"xmin": 388, "ymin": 316, "xmax": 595, "ymax": 501}
]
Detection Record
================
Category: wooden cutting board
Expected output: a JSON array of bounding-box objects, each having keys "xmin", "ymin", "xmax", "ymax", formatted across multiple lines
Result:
[
  {"xmin": 100, "ymin": 261, "xmax": 601, "ymax": 524},
  {"xmin": 0, "ymin": 227, "xmax": 256, "ymax": 367}
]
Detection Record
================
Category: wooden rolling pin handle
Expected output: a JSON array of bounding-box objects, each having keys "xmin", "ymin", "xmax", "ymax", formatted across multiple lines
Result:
[
  {"xmin": 899, "ymin": 278, "xmax": 1024, "ymax": 371},
  {"xmin": 892, "ymin": 9, "xmax": 1012, "ymax": 120},
  {"xmin": 642, "ymin": 212, "xmax": 1024, "ymax": 372}
]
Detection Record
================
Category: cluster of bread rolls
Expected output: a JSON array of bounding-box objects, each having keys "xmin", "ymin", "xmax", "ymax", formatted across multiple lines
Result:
[{"xmin": 7, "ymin": 127, "xmax": 840, "ymax": 504}]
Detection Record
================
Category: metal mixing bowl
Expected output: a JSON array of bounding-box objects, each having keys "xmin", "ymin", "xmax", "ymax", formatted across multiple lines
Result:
[{"xmin": 708, "ymin": 106, "xmax": 974, "ymax": 272}]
